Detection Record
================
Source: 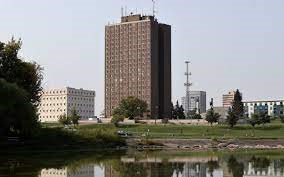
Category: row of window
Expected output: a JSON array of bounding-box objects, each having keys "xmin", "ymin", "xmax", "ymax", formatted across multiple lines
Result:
[
  {"xmin": 39, "ymin": 109, "xmax": 93, "ymax": 113},
  {"xmin": 245, "ymin": 102, "xmax": 284, "ymax": 106},
  {"xmin": 42, "ymin": 96, "xmax": 94, "ymax": 101},
  {"xmin": 40, "ymin": 115, "xmax": 91, "ymax": 119},
  {"xmin": 43, "ymin": 90, "xmax": 95, "ymax": 95},
  {"xmin": 41, "ymin": 103, "xmax": 95, "ymax": 108}
]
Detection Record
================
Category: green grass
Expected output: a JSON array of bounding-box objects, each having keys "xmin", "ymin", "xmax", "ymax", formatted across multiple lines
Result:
[
  {"xmin": 0, "ymin": 123, "xmax": 125, "ymax": 151},
  {"xmin": 115, "ymin": 123, "xmax": 284, "ymax": 139}
]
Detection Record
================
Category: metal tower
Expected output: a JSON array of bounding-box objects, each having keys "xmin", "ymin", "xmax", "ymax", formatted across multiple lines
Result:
[{"xmin": 184, "ymin": 61, "xmax": 192, "ymax": 116}]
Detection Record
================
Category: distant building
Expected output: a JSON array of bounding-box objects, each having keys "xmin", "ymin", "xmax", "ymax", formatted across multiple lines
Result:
[
  {"xmin": 38, "ymin": 87, "xmax": 95, "ymax": 122},
  {"xmin": 181, "ymin": 91, "xmax": 206, "ymax": 114},
  {"xmin": 39, "ymin": 165, "xmax": 95, "ymax": 177},
  {"xmin": 223, "ymin": 91, "xmax": 237, "ymax": 108},
  {"xmin": 105, "ymin": 14, "xmax": 172, "ymax": 119},
  {"xmin": 244, "ymin": 100, "xmax": 284, "ymax": 118},
  {"xmin": 212, "ymin": 107, "xmax": 230, "ymax": 122}
]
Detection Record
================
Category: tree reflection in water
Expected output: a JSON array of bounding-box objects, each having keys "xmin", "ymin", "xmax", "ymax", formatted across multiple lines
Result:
[
  {"xmin": 2, "ymin": 151, "xmax": 284, "ymax": 177},
  {"xmin": 227, "ymin": 155, "xmax": 244, "ymax": 177}
]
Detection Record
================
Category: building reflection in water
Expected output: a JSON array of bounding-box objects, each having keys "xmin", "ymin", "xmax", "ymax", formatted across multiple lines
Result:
[{"xmin": 38, "ymin": 156, "xmax": 284, "ymax": 177}]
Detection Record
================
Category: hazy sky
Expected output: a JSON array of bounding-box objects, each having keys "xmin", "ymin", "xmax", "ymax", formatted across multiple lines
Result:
[{"xmin": 1, "ymin": 0, "xmax": 284, "ymax": 114}]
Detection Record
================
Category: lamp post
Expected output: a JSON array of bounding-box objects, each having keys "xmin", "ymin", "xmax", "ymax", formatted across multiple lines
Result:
[
  {"xmin": 136, "ymin": 106, "xmax": 140, "ymax": 123},
  {"xmin": 155, "ymin": 105, "xmax": 159, "ymax": 125}
]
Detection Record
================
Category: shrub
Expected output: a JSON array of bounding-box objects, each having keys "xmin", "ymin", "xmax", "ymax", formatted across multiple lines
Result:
[{"xmin": 111, "ymin": 114, "xmax": 124, "ymax": 127}]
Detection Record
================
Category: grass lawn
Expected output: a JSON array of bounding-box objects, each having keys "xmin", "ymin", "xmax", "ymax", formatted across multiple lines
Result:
[{"xmin": 78, "ymin": 123, "xmax": 284, "ymax": 140}]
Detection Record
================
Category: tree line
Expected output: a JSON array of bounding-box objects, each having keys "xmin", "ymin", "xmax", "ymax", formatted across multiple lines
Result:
[{"xmin": 0, "ymin": 38, "xmax": 43, "ymax": 137}]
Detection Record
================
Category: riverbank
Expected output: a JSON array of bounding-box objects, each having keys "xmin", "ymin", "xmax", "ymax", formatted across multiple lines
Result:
[
  {"xmin": 126, "ymin": 138, "xmax": 284, "ymax": 151},
  {"xmin": 3, "ymin": 122, "xmax": 284, "ymax": 151},
  {"xmin": 0, "ymin": 126, "xmax": 125, "ymax": 151}
]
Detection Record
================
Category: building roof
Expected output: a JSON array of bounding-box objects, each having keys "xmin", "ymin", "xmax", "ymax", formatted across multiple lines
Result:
[{"xmin": 243, "ymin": 100, "xmax": 284, "ymax": 103}]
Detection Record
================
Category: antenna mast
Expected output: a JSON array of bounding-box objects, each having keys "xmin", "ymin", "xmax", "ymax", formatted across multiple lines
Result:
[
  {"xmin": 152, "ymin": 0, "xmax": 156, "ymax": 17},
  {"xmin": 184, "ymin": 61, "xmax": 192, "ymax": 117}
]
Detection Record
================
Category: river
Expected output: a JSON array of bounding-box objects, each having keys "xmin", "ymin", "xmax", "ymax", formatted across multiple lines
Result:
[{"xmin": 1, "ymin": 150, "xmax": 284, "ymax": 177}]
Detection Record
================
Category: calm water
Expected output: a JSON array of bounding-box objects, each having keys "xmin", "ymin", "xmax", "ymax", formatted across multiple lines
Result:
[{"xmin": 1, "ymin": 150, "xmax": 284, "ymax": 177}]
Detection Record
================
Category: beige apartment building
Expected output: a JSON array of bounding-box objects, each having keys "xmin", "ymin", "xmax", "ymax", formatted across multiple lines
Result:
[
  {"xmin": 39, "ymin": 165, "xmax": 95, "ymax": 177},
  {"xmin": 38, "ymin": 87, "xmax": 95, "ymax": 122},
  {"xmin": 222, "ymin": 91, "xmax": 237, "ymax": 108},
  {"xmin": 105, "ymin": 14, "xmax": 171, "ymax": 119}
]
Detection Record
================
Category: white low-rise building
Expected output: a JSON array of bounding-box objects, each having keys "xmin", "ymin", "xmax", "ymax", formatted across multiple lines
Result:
[{"xmin": 38, "ymin": 87, "xmax": 95, "ymax": 122}]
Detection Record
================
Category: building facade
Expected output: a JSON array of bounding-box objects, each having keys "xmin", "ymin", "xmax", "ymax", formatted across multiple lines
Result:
[
  {"xmin": 38, "ymin": 87, "xmax": 95, "ymax": 122},
  {"xmin": 244, "ymin": 100, "xmax": 284, "ymax": 118},
  {"xmin": 105, "ymin": 14, "xmax": 171, "ymax": 119},
  {"xmin": 181, "ymin": 91, "xmax": 206, "ymax": 114},
  {"xmin": 39, "ymin": 165, "xmax": 95, "ymax": 177},
  {"xmin": 223, "ymin": 91, "xmax": 237, "ymax": 108}
]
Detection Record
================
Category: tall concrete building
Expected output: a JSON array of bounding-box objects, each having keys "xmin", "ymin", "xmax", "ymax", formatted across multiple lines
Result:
[
  {"xmin": 181, "ymin": 91, "xmax": 206, "ymax": 114},
  {"xmin": 105, "ymin": 14, "xmax": 171, "ymax": 119}
]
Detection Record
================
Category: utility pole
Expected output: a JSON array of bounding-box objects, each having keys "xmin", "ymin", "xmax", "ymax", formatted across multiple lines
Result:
[{"xmin": 184, "ymin": 61, "xmax": 192, "ymax": 118}]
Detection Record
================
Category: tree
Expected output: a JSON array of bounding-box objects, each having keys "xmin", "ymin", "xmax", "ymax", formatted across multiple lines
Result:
[
  {"xmin": 249, "ymin": 113, "xmax": 261, "ymax": 128},
  {"xmin": 227, "ymin": 156, "xmax": 244, "ymax": 177},
  {"xmin": 231, "ymin": 89, "xmax": 244, "ymax": 119},
  {"xmin": 259, "ymin": 112, "xmax": 270, "ymax": 126},
  {"xmin": 115, "ymin": 96, "xmax": 147, "ymax": 120},
  {"xmin": 178, "ymin": 105, "xmax": 186, "ymax": 119},
  {"xmin": 207, "ymin": 160, "xmax": 219, "ymax": 177},
  {"xmin": 171, "ymin": 102, "xmax": 177, "ymax": 119},
  {"xmin": 0, "ymin": 38, "xmax": 43, "ymax": 106},
  {"xmin": 70, "ymin": 108, "xmax": 80, "ymax": 127},
  {"xmin": 227, "ymin": 108, "xmax": 238, "ymax": 128},
  {"xmin": 192, "ymin": 113, "xmax": 202, "ymax": 120},
  {"xmin": 111, "ymin": 114, "xmax": 124, "ymax": 127},
  {"xmin": 205, "ymin": 108, "xmax": 220, "ymax": 126},
  {"xmin": 0, "ymin": 79, "xmax": 39, "ymax": 137},
  {"xmin": 58, "ymin": 114, "xmax": 71, "ymax": 127},
  {"xmin": 280, "ymin": 116, "xmax": 284, "ymax": 123}
]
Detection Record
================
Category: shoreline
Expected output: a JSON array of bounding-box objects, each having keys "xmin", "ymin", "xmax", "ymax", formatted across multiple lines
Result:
[{"xmin": 126, "ymin": 138, "xmax": 284, "ymax": 151}]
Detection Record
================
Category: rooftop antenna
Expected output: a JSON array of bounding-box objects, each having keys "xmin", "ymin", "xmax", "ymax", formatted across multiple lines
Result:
[
  {"xmin": 152, "ymin": 0, "xmax": 156, "ymax": 17},
  {"xmin": 184, "ymin": 61, "xmax": 192, "ymax": 117},
  {"xmin": 121, "ymin": 7, "xmax": 124, "ymax": 17}
]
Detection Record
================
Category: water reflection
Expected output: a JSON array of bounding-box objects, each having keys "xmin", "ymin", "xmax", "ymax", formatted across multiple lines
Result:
[{"xmin": 1, "ymin": 151, "xmax": 284, "ymax": 177}]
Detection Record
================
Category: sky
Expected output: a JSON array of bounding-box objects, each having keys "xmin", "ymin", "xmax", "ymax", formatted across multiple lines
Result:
[{"xmin": 1, "ymin": 0, "xmax": 284, "ymax": 114}]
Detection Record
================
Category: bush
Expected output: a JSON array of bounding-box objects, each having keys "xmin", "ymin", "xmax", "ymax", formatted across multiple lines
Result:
[
  {"xmin": 279, "ymin": 116, "xmax": 284, "ymax": 123},
  {"xmin": 0, "ymin": 79, "xmax": 39, "ymax": 137},
  {"xmin": 111, "ymin": 114, "xmax": 124, "ymax": 127}
]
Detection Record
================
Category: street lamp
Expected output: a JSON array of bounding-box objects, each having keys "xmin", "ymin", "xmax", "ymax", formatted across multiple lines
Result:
[
  {"xmin": 155, "ymin": 105, "xmax": 159, "ymax": 125},
  {"xmin": 136, "ymin": 106, "xmax": 140, "ymax": 123}
]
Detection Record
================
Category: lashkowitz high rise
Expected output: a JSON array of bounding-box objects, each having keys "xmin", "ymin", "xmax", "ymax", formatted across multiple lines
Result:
[{"xmin": 105, "ymin": 14, "xmax": 171, "ymax": 119}]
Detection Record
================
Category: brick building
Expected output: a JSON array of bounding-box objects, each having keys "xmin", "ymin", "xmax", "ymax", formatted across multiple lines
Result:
[{"xmin": 105, "ymin": 14, "xmax": 171, "ymax": 119}]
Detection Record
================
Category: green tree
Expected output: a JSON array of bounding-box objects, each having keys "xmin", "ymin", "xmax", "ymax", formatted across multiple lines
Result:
[
  {"xmin": 171, "ymin": 102, "xmax": 177, "ymax": 119},
  {"xmin": 0, "ymin": 79, "xmax": 39, "ymax": 137},
  {"xmin": 207, "ymin": 160, "xmax": 219, "ymax": 177},
  {"xmin": 227, "ymin": 156, "xmax": 244, "ymax": 177},
  {"xmin": 280, "ymin": 116, "xmax": 284, "ymax": 123},
  {"xmin": 58, "ymin": 114, "xmax": 71, "ymax": 127},
  {"xmin": 70, "ymin": 108, "xmax": 80, "ymax": 127},
  {"xmin": 227, "ymin": 108, "xmax": 238, "ymax": 128},
  {"xmin": 178, "ymin": 105, "xmax": 186, "ymax": 119},
  {"xmin": 111, "ymin": 108, "xmax": 124, "ymax": 127},
  {"xmin": 249, "ymin": 113, "xmax": 261, "ymax": 127},
  {"xmin": 115, "ymin": 96, "xmax": 147, "ymax": 120},
  {"xmin": 0, "ymin": 38, "xmax": 43, "ymax": 106},
  {"xmin": 258, "ymin": 112, "xmax": 270, "ymax": 126},
  {"xmin": 205, "ymin": 108, "xmax": 220, "ymax": 126},
  {"xmin": 231, "ymin": 89, "xmax": 244, "ymax": 119}
]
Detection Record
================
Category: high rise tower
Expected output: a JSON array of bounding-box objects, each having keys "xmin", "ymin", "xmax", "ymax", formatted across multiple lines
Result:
[{"xmin": 105, "ymin": 14, "xmax": 171, "ymax": 119}]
